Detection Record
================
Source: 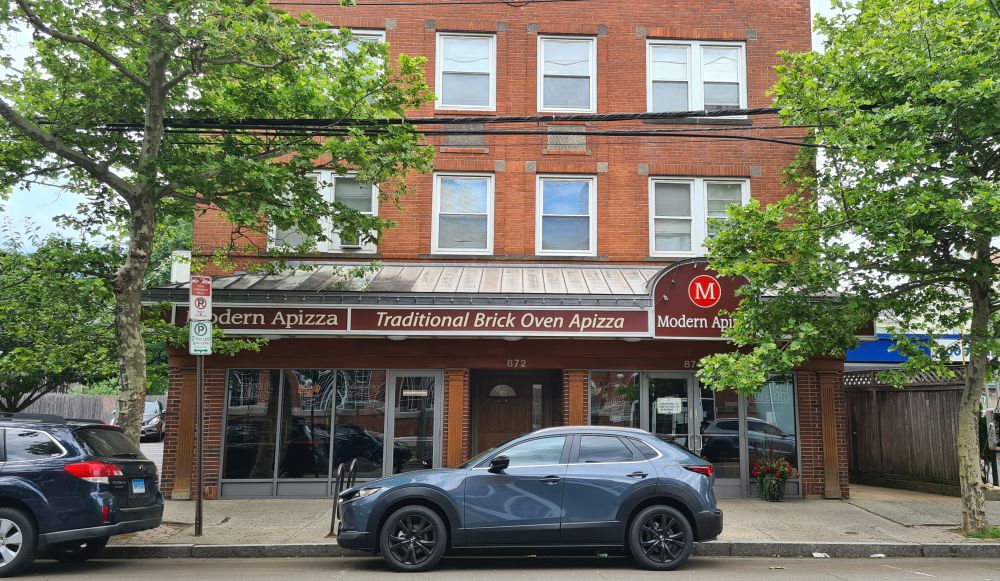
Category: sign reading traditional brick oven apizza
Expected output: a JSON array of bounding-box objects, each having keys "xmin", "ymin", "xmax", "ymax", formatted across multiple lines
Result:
[
  {"xmin": 350, "ymin": 308, "xmax": 648, "ymax": 335},
  {"xmin": 175, "ymin": 306, "xmax": 648, "ymax": 336},
  {"xmin": 651, "ymin": 260, "xmax": 746, "ymax": 340}
]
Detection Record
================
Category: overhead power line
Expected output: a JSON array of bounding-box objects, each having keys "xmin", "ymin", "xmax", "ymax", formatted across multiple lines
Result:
[{"xmin": 102, "ymin": 106, "xmax": 783, "ymax": 131}]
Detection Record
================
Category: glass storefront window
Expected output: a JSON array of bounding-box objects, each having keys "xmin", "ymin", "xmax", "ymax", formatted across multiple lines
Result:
[
  {"xmin": 334, "ymin": 370, "xmax": 387, "ymax": 480},
  {"xmin": 589, "ymin": 371, "xmax": 640, "ymax": 428},
  {"xmin": 391, "ymin": 374, "xmax": 436, "ymax": 474},
  {"xmin": 746, "ymin": 375, "xmax": 798, "ymax": 470},
  {"xmin": 224, "ymin": 369, "xmax": 281, "ymax": 479},
  {"xmin": 701, "ymin": 387, "xmax": 739, "ymax": 479},
  {"xmin": 277, "ymin": 370, "xmax": 336, "ymax": 479}
]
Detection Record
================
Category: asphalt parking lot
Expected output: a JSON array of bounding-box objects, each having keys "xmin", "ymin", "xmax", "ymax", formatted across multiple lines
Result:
[{"xmin": 140, "ymin": 440, "xmax": 164, "ymax": 479}]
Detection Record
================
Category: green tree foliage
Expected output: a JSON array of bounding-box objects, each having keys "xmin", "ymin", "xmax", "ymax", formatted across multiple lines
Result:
[
  {"xmin": 0, "ymin": 232, "xmax": 117, "ymax": 410},
  {"xmin": 0, "ymin": 0, "xmax": 434, "ymax": 441},
  {"xmin": 700, "ymin": 0, "xmax": 999, "ymax": 532}
]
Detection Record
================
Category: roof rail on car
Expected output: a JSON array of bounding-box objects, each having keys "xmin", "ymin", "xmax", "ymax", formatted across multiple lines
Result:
[{"xmin": 0, "ymin": 412, "xmax": 67, "ymax": 424}]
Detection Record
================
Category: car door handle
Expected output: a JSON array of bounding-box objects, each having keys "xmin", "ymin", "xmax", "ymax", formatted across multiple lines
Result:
[
  {"xmin": 538, "ymin": 475, "xmax": 561, "ymax": 485},
  {"xmin": 626, "ymin": 471, "xmax": 648, "ymax": 479}
]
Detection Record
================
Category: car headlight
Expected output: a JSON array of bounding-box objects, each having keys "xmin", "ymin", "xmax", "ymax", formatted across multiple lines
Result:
[
  {"xmin": 341, "ymin": 487, "xmax": 382, "ymax": 503},
  {"xmin": 146, "ymin": 416, "xmax": 161, "ymax": 426}
]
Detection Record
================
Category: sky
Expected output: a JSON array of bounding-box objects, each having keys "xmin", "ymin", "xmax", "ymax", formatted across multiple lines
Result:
[{"xmin": 0, "ymin": 0, "xmax": 837, "ymax": 240}]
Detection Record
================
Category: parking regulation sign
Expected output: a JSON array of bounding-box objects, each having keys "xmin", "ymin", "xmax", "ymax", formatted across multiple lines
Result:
[
  {"xmin": 189, "ymin": 275, "xmax": 213, "ymax": 321},
  {"xmin": 189, "ymin": 320, "xmax": 213, "ymax": 355}
]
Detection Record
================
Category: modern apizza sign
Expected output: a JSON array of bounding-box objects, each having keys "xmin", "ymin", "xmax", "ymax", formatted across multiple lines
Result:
[
  {"xmin": 170, "ymin": 260, "xmax": 744, "ymax": 340},
  {"xmin": 650, "ymin": 260, "xmax": 746, "ymax": 340},
  {"xmin": 173, "ymin": 305, "xmax": 649, "ymax": 337}
]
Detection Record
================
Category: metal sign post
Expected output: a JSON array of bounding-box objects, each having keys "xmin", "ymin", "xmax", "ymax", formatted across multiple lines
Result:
[{"xmin": 188, "ymin": 276, "xmax": 212, "ymax": 538}]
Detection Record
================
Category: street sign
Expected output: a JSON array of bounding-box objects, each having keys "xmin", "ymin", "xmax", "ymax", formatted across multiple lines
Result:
[
  {"xmin": 189, "ymin": 275, "xmax": 213, "ymax": 321},
  {"xmin": 189, "ymin": 320, "xmax": 213, "ymax": 355}
]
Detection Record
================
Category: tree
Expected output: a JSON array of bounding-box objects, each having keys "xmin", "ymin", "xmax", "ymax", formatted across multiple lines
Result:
[
  {"xmin": 0, "ymin": 1, "xmax": 434, "ymax": 441},
  {"xmin": 0, "ymin": 233, "xmax": 117, "ymax": 410},
  {"xmin": 698, "ymin": 0, "xmax": 999, "ymax": 533}
]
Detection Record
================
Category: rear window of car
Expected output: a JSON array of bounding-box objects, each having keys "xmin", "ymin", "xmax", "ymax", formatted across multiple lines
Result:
[
  {"xmin": 5, "ymin": 429, "xmax": 64, "ymax": 461},
  {"xmin": 74, "ymin": 427, "xmax": 144, "ymax": 459}
]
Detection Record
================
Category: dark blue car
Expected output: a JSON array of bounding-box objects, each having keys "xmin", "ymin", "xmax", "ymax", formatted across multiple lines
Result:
[
  {"xmin": 337, "ymin": 426, "xmax": 722, "ymax": 572},
  {"xmin": 0, "ymin": 414, "xmax": 164, "ymax": 577}
]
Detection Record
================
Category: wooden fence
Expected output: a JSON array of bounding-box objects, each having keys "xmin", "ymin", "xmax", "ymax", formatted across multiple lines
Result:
[
  {"xmin": 844, "ymin": 368, "xmax": 964, "ymax": 495},
  {"xmin": 20, "ymin": 394, "xmax": 168, "ymax": 424}
]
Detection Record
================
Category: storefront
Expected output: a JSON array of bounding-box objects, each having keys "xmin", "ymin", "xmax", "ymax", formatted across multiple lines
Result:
[{"xmin": 150, "ymin": 259, "xmax": 850, "ymax": 500}]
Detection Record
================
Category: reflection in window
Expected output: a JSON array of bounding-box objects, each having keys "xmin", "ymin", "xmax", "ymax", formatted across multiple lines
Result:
[
  {"xmin": 538, "ymin": 177, "xmax": 595, "ymax": 255},
  {"xmin": 578, "ymin": 435, "xmax": 633, "ymax": 463},
  {"xmin": 392, "ymin": 376, "xmax": 436, "ymax": 473},
  {"xmin": 335, "ymin": 370, "xmax": 387, "ymax": 479},
  {"xmin": 589, "ymin": 371, "xmax": 640, "ymax": 428},
  {"xmin": 278, "ymin": 370, "xmax": 336, "ymax": 479},
  {"xmin": 747, "ymin": 375, "xmax": 798, "ymax": 471},
  {"xmin": 224, "ymin": 369, "xmax": 281, "ymax": 479},
  {"xmin": 6, "ymin": 429, "xmax": 62, "ymax": 461},
  {"xmin": 502, "ymin": 436, "xmax": 566, "ymax": 467}
]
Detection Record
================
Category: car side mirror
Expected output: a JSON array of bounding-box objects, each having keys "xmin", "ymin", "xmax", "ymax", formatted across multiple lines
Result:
[{"xmin": 488, "ymin": 455, "xmax": 510, "ymax": 474}]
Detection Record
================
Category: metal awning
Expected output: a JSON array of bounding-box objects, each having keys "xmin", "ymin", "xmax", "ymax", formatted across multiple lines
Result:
[{"xmin": 145, "ymin": 263, "xmax": 663, "ymax": 307}]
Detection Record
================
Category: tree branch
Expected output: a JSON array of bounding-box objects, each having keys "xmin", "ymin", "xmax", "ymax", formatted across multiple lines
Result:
[
  {"xmin": 0, "ymin": 101, "xmax": 135, "ymax": 202},
  {"xmin": 14, "ymin": 0, "xmax": 150, "ymax": 91}
]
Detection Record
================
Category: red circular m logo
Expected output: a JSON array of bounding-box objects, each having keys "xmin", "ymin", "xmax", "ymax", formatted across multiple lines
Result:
[{"xmin": 688, "ymin": 275, "xmax": 722, "ymax": 308}]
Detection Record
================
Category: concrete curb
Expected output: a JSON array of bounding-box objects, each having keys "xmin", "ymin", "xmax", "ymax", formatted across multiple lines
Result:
[{"xmin": 103, "ymin": 541, "xmax": 1000, "ymax": 560}]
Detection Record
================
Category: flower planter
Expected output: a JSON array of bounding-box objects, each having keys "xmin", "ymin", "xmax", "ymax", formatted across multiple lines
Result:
[{"xmin": 757, "ymin": 476, "xmax": 786, "ymax": 502}]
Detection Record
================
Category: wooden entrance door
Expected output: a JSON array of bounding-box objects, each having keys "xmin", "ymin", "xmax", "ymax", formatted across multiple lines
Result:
[{"xmin": 473, "ymin": 372, "xmax": 557, "ymax": 454}]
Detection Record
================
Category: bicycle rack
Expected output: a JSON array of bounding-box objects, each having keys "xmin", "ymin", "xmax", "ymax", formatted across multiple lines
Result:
[{"xmin": 329, "ymin": 459, "xmax": 359, "ymax": 537}]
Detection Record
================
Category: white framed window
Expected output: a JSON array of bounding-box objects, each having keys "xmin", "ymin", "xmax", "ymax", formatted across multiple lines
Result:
[
  {"xmin": 435, "ymin": 33, "xmax": 496, "ymax": 110},
  {"xmin": 345, "ymin": 29, "xmax": 386, "ymax": 55},
  {"xmin": 432, "ymin": 173, "xmax": 494, "ymax": 254},
  {"xmin": 538, "ymin": 36, "xmax": 597, "ymax": 113},
  {"xmin": 272, "ymin": 172, "xmax": 378, "ymax": 253},
  {"xmin": 536, "ymin": 175, "xmax": 597, "ymax": 256},
  {"xmin": 647, "ymin": 41, "xmax": 746, "ymax": 113},
  {"xmin": 648, "ymin": 177, "xmax": 749, "ymax": 256}
]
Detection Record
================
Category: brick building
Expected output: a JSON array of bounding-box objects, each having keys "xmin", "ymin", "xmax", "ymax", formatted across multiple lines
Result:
[{"xmin": 148, "ymin": 0, "xmax": 853, "ymax": 500}]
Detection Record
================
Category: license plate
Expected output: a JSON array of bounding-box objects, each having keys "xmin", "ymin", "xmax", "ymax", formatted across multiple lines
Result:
[{"xmin": 131, "ymin": 479, "xmax": 146, "ymax": 495}]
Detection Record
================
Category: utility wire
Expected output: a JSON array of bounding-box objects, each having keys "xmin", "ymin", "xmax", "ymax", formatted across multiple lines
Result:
[{"xmin": 101, "ymin": 106, "xmax": 783, "ymax": 131}]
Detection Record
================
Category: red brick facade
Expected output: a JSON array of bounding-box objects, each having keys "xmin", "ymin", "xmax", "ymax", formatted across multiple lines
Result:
[{"xmin": 167, "ymin": 0, "xmax": 850, "ymax": 501}]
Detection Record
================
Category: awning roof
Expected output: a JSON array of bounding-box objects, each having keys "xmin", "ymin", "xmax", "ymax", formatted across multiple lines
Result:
[{"xmin": 146, "ymin": 263, "xmax": 663, "ymax": 307}]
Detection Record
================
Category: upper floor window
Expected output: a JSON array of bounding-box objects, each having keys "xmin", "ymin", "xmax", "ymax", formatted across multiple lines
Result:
[
  {"xmin": 536, "ymin": 175, "xmax": 597, "ymax": 256},
  {"xmin": 346, "ymin": 29, "xmax": 386, "ymax": 52},
  {"xmin": 538, "ymin": 36, "xmax": 596, "ymax": 112},
  {"xmin": 649, "ymin": 178, "xmax": 749, "ymax": 256},
  {"xmin": 432, "ymin": 173, "xmax": 494, "ymax": 254},
  {"xmin": 436, "ymin": 33, "xmax": 495, "ymax": 110},
  {"xmin": 272, "ymin": 172, "xmax": 378, "ymax": 253},
  {"xmin": 647, "ymin": 41, "xmax": 746, "ymax": 113}
]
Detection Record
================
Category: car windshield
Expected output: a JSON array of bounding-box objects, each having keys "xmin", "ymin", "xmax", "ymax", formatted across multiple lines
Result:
[
  {"xmin": 143, "ymin": 402, "xmax": 159, "ymax": 415},
  {"xmin": 457, "ymin": 435, "xmax": 520, "ymax": 469}
]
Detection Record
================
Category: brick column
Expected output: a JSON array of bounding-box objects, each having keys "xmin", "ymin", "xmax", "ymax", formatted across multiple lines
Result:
[
  {"xmin": 563, "ymin": 369, "xmax": 587, "ymax": 426},
  {"xmin": 795, "ymin": 371, "xmax": 823, "ymax": 497},
  {"xmin": 444, "ymin": 369, "xmax": 470, "ymax": 467}
]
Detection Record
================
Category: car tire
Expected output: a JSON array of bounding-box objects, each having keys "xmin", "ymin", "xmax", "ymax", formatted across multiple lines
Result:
[
  {"xmin": 0, "ymin": 507, "xmax": 37, "ymax": 578},
  {"xmin": 628, "ymin": 505, "xmax": 694, "ymax": 571},
  {"xmin": 48, "ymin": 536, "xmax": 109, "ymax": 564},
  {"xmin": 378, "ymin": 505, "xmax": 447, "ymax": 572}
]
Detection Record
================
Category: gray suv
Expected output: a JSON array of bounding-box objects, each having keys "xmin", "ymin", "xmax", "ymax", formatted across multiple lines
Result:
[{"xmin": 336, "ymin": 426, "xmax": 722, "ymax": 572}]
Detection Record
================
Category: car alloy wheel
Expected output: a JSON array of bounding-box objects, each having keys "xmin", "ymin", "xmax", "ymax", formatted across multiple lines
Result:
[
  {"xmin": 0, "ymin": 508, "xmax": 36, "ymax": 578},
  {"xmin": 0, "ymin": 519, "xmax": 22, "ymax": 567},
  {"xmin": 379, "ymin": 506, "xmax": 446, "ymax": 572},
  {"xmin": 628, "ymin": 505, "xmax": 693, "ymax": 571}
]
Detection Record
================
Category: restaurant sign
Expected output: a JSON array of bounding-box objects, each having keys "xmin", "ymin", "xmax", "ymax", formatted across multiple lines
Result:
[
  {"xmin": 651, "ymin": 260, "xmax": 746, "ymax": 340},
  {"xmin": 175, "ymin": 306, "xmax": 648, "ymax": 337}
]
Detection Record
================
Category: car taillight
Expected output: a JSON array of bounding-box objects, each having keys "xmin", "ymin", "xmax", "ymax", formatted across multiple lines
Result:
[
  {"xmin": 64, "ymin": 461, "xmax": 124, "ymax": 484},
  {"xmin": 684, "ymin": 464, "xmax": 713, "ymax": 478},
  {"xmin": 101, "ymin": 501, "xmax": 110, "ymax": 523}
]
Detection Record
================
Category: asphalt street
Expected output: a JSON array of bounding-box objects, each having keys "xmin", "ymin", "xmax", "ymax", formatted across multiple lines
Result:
[{"xmin": 16, "ymin": 557, "xmax": 1000, "ymax": 580}]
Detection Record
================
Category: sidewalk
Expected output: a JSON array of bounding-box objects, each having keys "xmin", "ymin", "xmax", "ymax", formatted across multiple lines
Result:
[{"xmin": 106, "ymin": 485, "xmax": 1000, "ymax": 559}]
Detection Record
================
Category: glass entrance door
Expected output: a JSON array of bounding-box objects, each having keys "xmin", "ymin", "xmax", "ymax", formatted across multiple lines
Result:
[
  {"xmin": 386, "ymin": 371, "xmax": 443, "ymax": 475},
  {"xmin": 646, "ymin": 375, "xmax": 692, "ymax": 449}
]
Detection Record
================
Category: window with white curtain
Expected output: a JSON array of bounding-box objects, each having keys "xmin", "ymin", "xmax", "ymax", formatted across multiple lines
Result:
[
  {"xmin": 647, "ymin": 41, "xmax": 745, "ymax": 113},
  {"xmin": 436, "ymin": 33, "xmax": 495, "ymax": 110},
  {"xmin": 538, "ymin": 37, "xmax": 596, "ymax": 112},
  {"xmin": 649, "ymin": 178, "xmax": 749, "ymax": 256}
]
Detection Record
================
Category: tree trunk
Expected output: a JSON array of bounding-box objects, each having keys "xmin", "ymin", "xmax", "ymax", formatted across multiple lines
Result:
[
  {"xmin": 113, "ymin": 197, "xmax": 157, "ymax": 443},
  {"xmin": 958, "ymin": 277, "xmax": 991, "ymax": 533}
]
